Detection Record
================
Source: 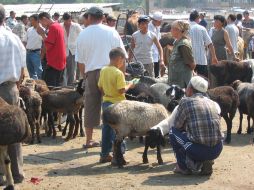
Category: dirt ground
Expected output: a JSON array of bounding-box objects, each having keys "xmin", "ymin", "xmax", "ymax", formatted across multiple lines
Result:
[{"xmin": 8, "ymin": 110, "xmax": 252, "ymax": 190}]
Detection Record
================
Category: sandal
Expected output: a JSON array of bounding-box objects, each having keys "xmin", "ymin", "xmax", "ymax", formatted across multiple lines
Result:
[
  {"xmin": 83, "ymin": 141, "xmax": 100, "ymax": 149},
  {"xmin": 173, "ymin": 164, "xmax": 192, "ymax": 175}
]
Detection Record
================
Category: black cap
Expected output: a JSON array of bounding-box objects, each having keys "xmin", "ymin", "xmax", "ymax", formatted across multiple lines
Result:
[
  {"xmin": 107, "ymin": 15, "xmax": 117, "ymax": 21},
  {"xmin": 138, "ymin": 15, "xmax": 150, "ymax": 23},
  {"xmin": 87, "ymin": 6, "xmax": 104, "ymax": 16}
]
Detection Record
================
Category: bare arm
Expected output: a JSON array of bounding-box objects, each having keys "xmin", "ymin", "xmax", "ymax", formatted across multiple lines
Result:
[
  {"xmin": 128, "ymin": 37, "xmax": 135, "ymax": 62},
  {"xmin": 78, "ymin": 63, "xmax": 86, "ymax": 79},
  {"xmin": 118, "ymin": 83, "xmax": 134, "ymax": 94},
  {"xmin": 208, "ymin": 43, "xmax": 218, "ymax": 65},
  {"xmin": 153, "ymin": 37, "xmax": 166, "ymax": 76}
]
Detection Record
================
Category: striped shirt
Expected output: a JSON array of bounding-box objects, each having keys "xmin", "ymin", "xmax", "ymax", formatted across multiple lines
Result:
[
  {"xmin": 0, "ymin": 26, "xmax": 26, "ymax": 84},
  {"xmin": 189, "ymin": 21, "xmax": 212, "ymax": 66},
  {"xmin": 174, "ymin": 93, "xmax": 223, "ymax": 147}
]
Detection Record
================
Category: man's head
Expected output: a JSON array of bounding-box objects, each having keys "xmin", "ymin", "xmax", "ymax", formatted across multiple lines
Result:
[
  {"xmin": 53, "ymin": 12, "xmax": 60, "ymax": 21},
  {"xmin": 243, "ymin": 10, "xmax": 250, "ymax": 20},
  {"xmin": 62, "ymin": 12, "xmax": 72, "ymax": 26},
  {"xmin": 87, "ymin": 6, "xmax": 104, "ymax": 24},
  {"xmin": 138, "ymin": 15, "xmax": 150, "ymax": 33},
  {"xmin": 82, "ymin": 12, "xmax": 90, "ymax": 27},
  {"xmin": 38, "ymin": 12, "xmax": 51, "ymax": 28},
  {"xmin": 0, "ymin": 4, "xmax": 5, "ymax": 25},
  {"xmin": 10, "ymin": 10, "xmax": 15, "ymax": 19},
  {"xmin": 236, "ymin": 13, "xmax": 242, "ymax": 21},
  {"xmin": 189, "ymin": 10, "xmax": 199, "ymax": 23},
  {"xmin": 227, "ymin": 14, "xmax": 236, "ymax": 24},
  {"xmin": 21, "ymin": 15, "xmax": 28, "ymax": 25},
  {"xmin": 186, "ymin": 76, "xmax": 208, "ymax": 97},
  {"xmin": 106, "ymin": 15, "xmax": 117, "ymax": 27},
  {"xmin": 109, "ymin": 47, "xmax": 126, "ymax": 68},
  {"xmin": 151, "ymin": 11, "xmax": 163, "ymax": 27},
  {"xmin": 200, "ymin": 12, "xmax": 206, "ymax": 19},
  {"xmin": 29, "ymin": 14, "xmax": 39, "ymax": 27}
]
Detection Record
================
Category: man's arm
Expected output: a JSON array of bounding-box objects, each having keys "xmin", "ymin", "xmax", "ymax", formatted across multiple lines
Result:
[
  {"xmin": 128, "ymin": 37, "xmax": 135, "ymax": 62},
  {"xmin": 153, "ymin": 37, "xmax": 166, "ymax": 75},
  {"xmin": 78, "ymin": 63, "xmax": 85, "ymax": 79},
  {"xmin": 208, "ymin": 43, "xmax": 218, "ymax": 65}
]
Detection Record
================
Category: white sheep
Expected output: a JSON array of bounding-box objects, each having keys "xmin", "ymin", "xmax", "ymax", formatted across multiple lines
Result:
[{"xmin": 102, "ymin": 100, "xmax": 169, "ymax": 167}]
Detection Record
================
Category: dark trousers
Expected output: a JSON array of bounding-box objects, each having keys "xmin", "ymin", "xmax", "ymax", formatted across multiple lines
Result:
[
  {"xmin": 169, "ymin": 127, "xmax": 223, "ymax": 170},
  {"xmin": 195, "ymin": 65, "xmax": 208, "ymax": 78},
  {"xmin": 45, "ymin": 66, "xmax": 64, "ymax": 87},
  {"xmin": 154, "ymin": 62, "xmax": 159, "ymax": 78}
]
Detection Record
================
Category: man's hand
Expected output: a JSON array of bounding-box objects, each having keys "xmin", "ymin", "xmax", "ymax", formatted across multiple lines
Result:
[
  {"xmin": 37, "ymin": 26, "xmax": 46, "ymax": 39},
  {"xmin": 211, "ymin": 56, "xmax": 218, "ymax": 65},
  {"xmin": 160, "ymin": 60, "xmax": 166, "ymax": 77}
]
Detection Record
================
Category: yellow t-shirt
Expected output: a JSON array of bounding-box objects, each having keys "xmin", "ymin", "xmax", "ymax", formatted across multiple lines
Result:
[{"xmin": 98, "ymin": 65, "xmax": 126, "ymax": 103}]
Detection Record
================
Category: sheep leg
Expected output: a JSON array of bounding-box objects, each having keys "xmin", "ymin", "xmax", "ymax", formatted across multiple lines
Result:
[
  {"xmin": 73, "ymin": 113, "xmax": 80, "ymax": 138},
  {"xmin": 247, "ymin": 115, "xmax": 252, "ymax": 134},
  {"xmin": 79, "ymin": 107, "xmax": 85, "ymax": 137},
  {"xmin": 139, "ymin": 136, "xmax": 144, "ymax": 144},
  {"xmin": 57, "ymin": 113, "xmax": 62, "ymax": 132},
  {"xmin": 237, "ymin": 111, "xmax": 243, "ymax": 134},
  {"xmin": 62, "ymin": 117, "xmax": 69, "ymax": 136},
  {"xmin": 29, "ymin": 120, "xmax": 35, "ymax": 144},
  {"xmin": 223, "ymin": 114, "xmax": 232, "ymax": 143},
  {"xmin": 156, "ymin": 145, "xmax": 163, "ymax": 165},
  {"xmin": 142, "ymin": 139, "xmax": 149, "ymax": 164},
  {"xmin": 65, "ymin": 114, "xmax": 75, "ymax": 141},
  {"xmin": 35, "ymin": 121, "xmax": 41, "ymax": 143},
  {"xmin": 0, "ymin": 146, "xmax": 14, "ymax": 190},
  {"xmin": 47, "ymin": 112, "xmax": 56, "ymax": 138},
  {"xmin": 114, "ymin": 140, "xmax": 125, "ymax": 168}
]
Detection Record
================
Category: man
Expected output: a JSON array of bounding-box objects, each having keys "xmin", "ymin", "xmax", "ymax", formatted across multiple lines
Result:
[
  {"xmin": 0, "ymin": 4, "xmax": 26, "ymax": 184},
  {"xmin": 106, "ymin": 15, "xmax": 117, "ymax": 28},
  {"xmin": 129, "ymin": 15, "xmax": 165, "ymax": 77},
  {"xmin": 236, "ymin": 13, "xmax": 243, "ymax": 36},
  {"xmin": 189, "ymin": 10, "xmax": 218, "ymax": 78},
  {"xmin": 12, "ymin": 14, "xmax": 28, "ymax": 44},
  {"xmin": 170, "ymin": 76, "xmax": 223, "ymax": 175},
  {"xmin": 148, "ymin": 11, "xmax": 163, "ymax": 78},
  {"xmin": 199, "ymin": 12, "xmax": 207, "ymax": 28},
  {"xmin": 37, "ymin": 12, "xmax": 66, "ymax": 87},
  {"xmin": 75, "ymin": 6, "xmax": 126, "ymax": 149},
  {"xmin": 53, "ymin": 12, "xmax": 60, "ymax": 23},
  {"xmin": 225, "ymin": 14, "xmax": 239, "ymax": 61},
  {"xmin": 242, "ymin": 10, "xmax": 254, "ymax": 29},
  {"xmin": 61, "ymin": 12, "xmax": 82, "ymax": 86},
  {"xmin": 6, "ymin": 10, "xmax": 17, "ymax": 30}
]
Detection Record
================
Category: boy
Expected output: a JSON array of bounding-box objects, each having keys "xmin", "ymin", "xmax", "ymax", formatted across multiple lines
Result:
[{"xmin": 98, "ymin": 47, "xmax": 133, "ymax": 164}]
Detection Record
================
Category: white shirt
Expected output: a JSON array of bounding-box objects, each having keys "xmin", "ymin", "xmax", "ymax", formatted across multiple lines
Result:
[
  {"xmin": 61, "ymin": 22, "xmax": 82, "ymax": 56},
  {"xmin": 6, "ymin": 17, "xmax": 18, "ymax": 30},
  {"xmin": 0, "ymin": 26, "xmax": 26, "ymax": 84},
  {"xmin": 225, "ymin": 23, "xmax": 239, "ymax": 53},
  {"xmin": 25, "ymin": 27, "xmax": 43, "ymax": 50},
  {"xmin": 75, "ymin": 23, "xmax": 126, "ymax": 73},
  {"xmin": 148, "ymin": 22, "xmax": 161, "ymax": 62},
  {"xmin": 189, "ymin": 21, "xmax": 212, "ymax": 66}
]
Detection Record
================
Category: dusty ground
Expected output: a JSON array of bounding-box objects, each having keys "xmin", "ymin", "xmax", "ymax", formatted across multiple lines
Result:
[{"xmin": 9, "ymin": 111, "xmax": 253, "ymax": 190}]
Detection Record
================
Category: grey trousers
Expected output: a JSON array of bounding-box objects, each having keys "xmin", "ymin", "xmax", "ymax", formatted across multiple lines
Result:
[
  {"xmin": 63, "ymin": 51, "xmax": 77, "ymax": 86},
  {"xmin": 0, "ymin": 81, "xmax": 24, "ymax": 181},
  {"xmin": 144, "ymin": 63, "xmax": 155, "ymax": 77}
]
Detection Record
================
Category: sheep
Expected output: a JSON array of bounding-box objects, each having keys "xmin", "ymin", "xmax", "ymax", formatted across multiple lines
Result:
[
  {"xmin": 0, "ymin": 97, "xmax": 31, "ymax": 190},
  {"xmin": 209, "ymin": 60, "xmax": 253, "ymax": 87},
  {"xmin": 231, "ymin": 80, "xmax": 254, "ymax": 137},
  {"xmin": 40, "ymin": 79, "xmax": 84, "ymax": 141},
  {"xmin": 102, "ymin": 100, "xmax": 169, "ymax": 167},
  {"xmin": 19, "ymin": 85, "xmax": 42, "ymax": 144},
  {"xmin": 207, "ymin": 86, "xmax": 240, "ymax": 143}
]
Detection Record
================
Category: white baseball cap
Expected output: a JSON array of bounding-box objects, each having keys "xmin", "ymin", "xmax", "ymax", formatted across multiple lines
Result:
[
  {"xmin": 152, "ymin": 12, "xmax": 163, "ymax": 21},
  {"xmin": 189, "ymin": 76, "xmax": 208, "ymax": 93}
]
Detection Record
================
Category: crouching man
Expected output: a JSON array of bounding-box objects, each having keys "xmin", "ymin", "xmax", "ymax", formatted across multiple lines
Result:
[{"xmin": 170, "ymin": 76, "xmax": 223, "ymax": 175}]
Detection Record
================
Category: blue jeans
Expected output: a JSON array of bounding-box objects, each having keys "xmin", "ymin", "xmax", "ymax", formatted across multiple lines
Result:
[
  {"xmin": 169, "ymin": 127, "xmax": 223, "ymax": 170},
  {"xmin": 26, "ymin": 51, "xmax": 43, "ymax": 79}
]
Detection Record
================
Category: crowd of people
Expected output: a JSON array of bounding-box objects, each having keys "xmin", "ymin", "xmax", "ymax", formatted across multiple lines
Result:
[{"xmin": 0, "ymin": 3, "xmax": 253, "ymax": 185}]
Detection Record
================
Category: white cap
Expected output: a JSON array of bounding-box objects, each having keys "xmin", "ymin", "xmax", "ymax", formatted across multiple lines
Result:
[
  {"xmin": 152, "ymin": 12, "xmax": 163, "ymax": 21},
  {"xmin": 189, "ymin": 76, "xmax": 208, "ymax": 93}
]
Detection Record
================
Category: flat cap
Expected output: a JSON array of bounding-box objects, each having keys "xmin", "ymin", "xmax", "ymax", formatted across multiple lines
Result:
[
  {"xmin": 189, "ymin": 76, "xmax": 208, "ymax": 93},
  {"xmin": 87, "ymin": 6, "xmax": 104, "ymax": 16},
  {"xmin": 138, "ymin": 15, "xmax": 150, "ymax": 23}
]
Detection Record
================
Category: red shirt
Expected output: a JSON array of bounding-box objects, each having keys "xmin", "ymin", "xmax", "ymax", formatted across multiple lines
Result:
[{"xmin": 45, "ymin": 22, "xmax": 66, "ymax": 71}]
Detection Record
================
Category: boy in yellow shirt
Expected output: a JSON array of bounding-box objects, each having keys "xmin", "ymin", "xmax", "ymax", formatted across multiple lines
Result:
[{"xmin": 98, "ymin": 47, "xmax": 133, "ymax": 163}]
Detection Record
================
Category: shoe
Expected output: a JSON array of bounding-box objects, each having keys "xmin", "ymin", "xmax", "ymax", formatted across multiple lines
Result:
[
  {"xmin": 199, "ymin": 160, "xmax": 214, "ymax": 175},
  {"xmin": 173, "ymin": 164, "xmax": 191, "ymax": 175},
  {"xmin": 99, "ymin": 155, "xmax": 112, "ymax": 163},
  {"xmin": 82, "ymin": 141, "xmax": 100, "ymax": 149}
]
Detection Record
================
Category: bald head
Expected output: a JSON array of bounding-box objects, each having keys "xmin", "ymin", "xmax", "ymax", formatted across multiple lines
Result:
[{"xmin": 0, "ymin": 4, "xmax": 5, "ymax": 25}]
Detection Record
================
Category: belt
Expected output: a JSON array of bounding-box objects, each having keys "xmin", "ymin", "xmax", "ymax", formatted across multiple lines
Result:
[{"xmin": 27, "ymin": 49, "xmax": 41, "ymax": 52}]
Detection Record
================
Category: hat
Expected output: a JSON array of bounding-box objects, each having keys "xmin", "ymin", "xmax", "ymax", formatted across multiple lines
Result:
[
  {"xmin": 87, "ymin": 6, "xmax": 104, "ymax": 16},
  {"xmin": 243, "ymin": 10, "xmax": 249, "ymax": 15},
  {"xmin": 107, "ymin": 15, "xmax": 117, "ymax": 21},
  {"xmin": 152, "ymin": 12, "xmax": 163, "ymax": 21},
  {"xmin": 138, "ymin": 15, "xmax": 150, "ymax": 23},
  {"xmin": 189, "ymin": 76, "xmax": 208, "ymax": 93}
]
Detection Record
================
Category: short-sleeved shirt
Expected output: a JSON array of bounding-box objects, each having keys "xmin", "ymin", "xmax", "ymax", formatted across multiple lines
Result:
[
  {"xmin": 44, "ymin": 22, "xmax": 66, "ymax": 71},
  {"xmin": 148, "ymin": 22, "xmax": 161, "ymax": 62},
  {"xmin": 225, "ymin": 23, "xmax": 239, "ymax": 53},
  {"xmin": 132, "ymin": 30, "xmax": 156, "ymax": 65},
  {"xmin": 98, "ymin": 66, "xmax": 126, "ymax": 103},
  {"xmin": 174, "ymin": 93, "xmax": 223, "ymax": 147},
  {"xmin": 242, "ymin": 18, "xmax": 254, "ymax": 29}
]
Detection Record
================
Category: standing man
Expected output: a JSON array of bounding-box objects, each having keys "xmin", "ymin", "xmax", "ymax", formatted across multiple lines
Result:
[
  {"xmin": 12, "ymin": 15, "xmax": 28, "ymax": 44},
  {"xmin": 61, "ymin": 12, "xmax": 82, "ymax": 86},
  {"xmin": 76, "ymin": 6, "xmax": 126, "ymax": 148},
  {"xmin": 106, "ymin": 15, "xmax": 117, "ymax": 28},
  {"xmin": 242, "ymin": 10, "xmax": 254, "ymax": 29},
  {"xmin": 6, "ymin": 10, "xmax": 17, "ymax": 30},
  {"xmin": 129, "ymin": 15, "xmax": 165, "ymax": 77},
  {"xmin": 148, "ymin": 11, "xmax": 163, "ymax": 78},
  {"xmin": 189, "ymin": 10, "xmax": 218, "ymax": 78},
  {"xmin": 225, "ymin": 14, "xmax": 239, "ymax": 61},
  {"xmin": 53, "ymin": 12, "xmax": 60, "ymax": 23},
  {"xmin": 37, "ymin": 12, "xmax": 66, "ymax": 87},
  {"xmin": 199, "ymin": 12, "xmax": 207, "ymax": 29},
  {"xmin": 25, "ymin": 14, "xmax": 43, "ymax": 79},
  {"xmin": 170, "ymin": 76, "xmax": 223, "ymax": 175},
  {"xmin": 0, "ymin": 4, "xmax": 26, "ymax": 184}
]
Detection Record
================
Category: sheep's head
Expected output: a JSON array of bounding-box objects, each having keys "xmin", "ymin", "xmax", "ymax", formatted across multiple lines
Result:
[
  {"xmin": 231, "ymin": 80, "xmax": 242, "ymax": 90},
  {"xmin": 19, "ymin": 85, "xmax": 31, "ymax": 102},
  {"xmin": 146, "ymin": 128, "xmax": 166, "ymax": 149},
  {"xmin": 166, "ymin": 85, "xmax": 185, "ymax": 100}
]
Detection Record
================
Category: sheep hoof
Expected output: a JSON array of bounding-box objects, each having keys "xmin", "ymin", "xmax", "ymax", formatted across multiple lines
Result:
[
  {"xmin": 37, "ymin": 139, "xmax": 42, "ymax": 144},
  {"xmin": 247, "ymin": 129, "xmax": 252, "ymax": 134},
  {"xmin": 143, "ymin": 158, "xmax": 148, "ymax": 164},
  {"xmin": 52, "ymin": 131, "xmax": 57, "ymax": 138},
  {"xmin": 237, "ymin": 130, "xmax": 242, "ymax": 134},
  {"xmin": 47, "ymin": 130, "xmax": 52, "ymax": 137},
  {"xmin": 4, "ymin": 185, "xmax": 14, "ymax": 190},
  {"xmin": 29, "ymin": 140, "xmax": 34, "ymax": 145},
  {"xmin": 57, "ymin": 125, "xmax": 62, "ymax": 132},
  {"xmin": 73, "ymin": 132, "xmax": 78, "ymax": 139},
  {"xmin": 158, "ymin": 159, "xmax": 163, "ymax": 165},
  {"xmin": 80, "ymin": 131, "xmax": 85, "ymax": 137},
  {"xmin": 224, "ymin": 138, "xmax": 231, "ymax": 144},
  {"xmin": 65, "ymin": 136, "xmax": 71, "ymax": 142}
]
